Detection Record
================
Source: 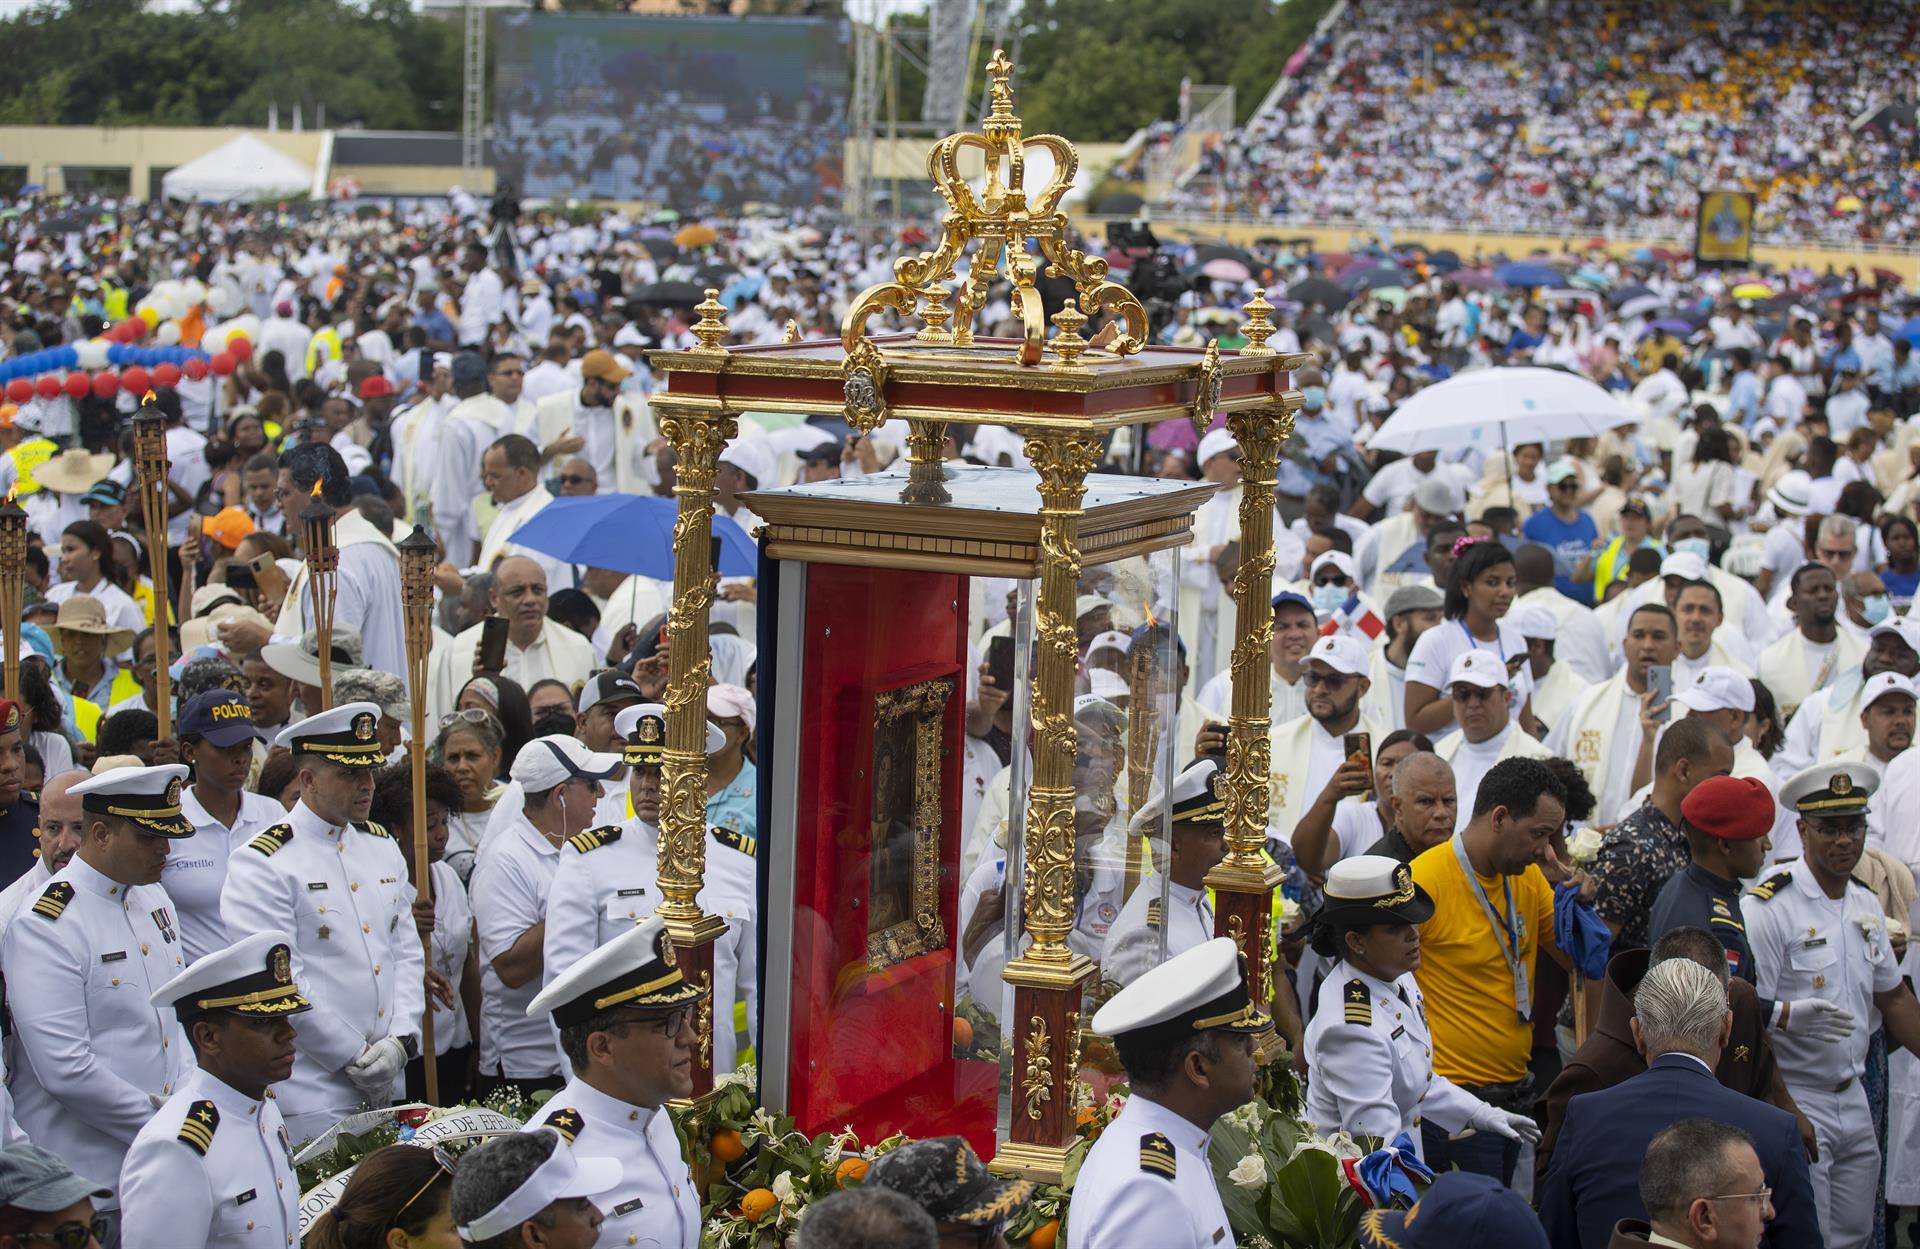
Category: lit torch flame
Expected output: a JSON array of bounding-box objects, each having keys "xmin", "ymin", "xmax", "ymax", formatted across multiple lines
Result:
[
  {"xmin": 3, "ymin": 483, "xmax": 16, "ymax": 507},
  {"xmin": 1141, "ymin": 598, "xmax": 1158, "ymax": 629},
  {"xmin": 141, "ymin": 390, "xmax": 157, "ymax": 406},
  {"xmin": 310, "ymin": 479, "xmax": 324, "ymax": 499}
]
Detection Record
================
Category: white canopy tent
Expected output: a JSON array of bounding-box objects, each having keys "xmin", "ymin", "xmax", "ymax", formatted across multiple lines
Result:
[{"xmin": 161, "ymin": 133, "xmax": 316, "ymax": 202}]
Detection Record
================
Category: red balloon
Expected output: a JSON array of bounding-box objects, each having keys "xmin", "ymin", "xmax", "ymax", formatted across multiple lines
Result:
[
  {"xmin": 63, "ymin": 372, "xmax": 90, "ymax": 400},
  {"xmin": 182, "ymin": 356, "xmax": 209, "ymax": 382},
  {"xmin": 92, "ymin": 371, "xmax": 119, "ymax": 399},
  {"xmin": 120, "ymin": 367, "xmax": 150, "ymax": 395},
  {"xmin": 5, "ymin": 379, "xmax": 31, "ymax": 404},
  {"xmin": 119, "ymin": 319, "xmax": 147, "ymax": 341},
  {"xmin": 34, "ymin": 375, "xmax": 60, "ymax": 401},
  {"xmin": 153, "ymin": 363, "xmax": 181, "ymax": 388},
  {"xmin": 210, "ymin": 353, "xmax": 235, "ymax": 376},
  {"xmin": 227, "ymin": 336, "xmax": 253, "ymax": 363}
]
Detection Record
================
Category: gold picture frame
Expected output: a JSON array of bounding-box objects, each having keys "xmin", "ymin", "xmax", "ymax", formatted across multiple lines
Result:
[{"xmin": 866, "ymin": 674, "xmax": 954, "ymax": 968}]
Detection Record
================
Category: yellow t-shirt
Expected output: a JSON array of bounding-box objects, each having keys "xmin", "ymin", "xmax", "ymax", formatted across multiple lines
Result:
[{"xmin": 1410, "ymin": 842, "xmax": 1555, "ymax": 1086}]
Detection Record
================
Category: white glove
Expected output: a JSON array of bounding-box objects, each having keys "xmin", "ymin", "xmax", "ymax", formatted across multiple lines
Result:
[
  {"xmin": 1782, "ymin": 998, "xmax": 1856, "ymax": 1042},
  {"xmin": 1468, "ymin": 1103, "xmax": 1542, "ymax": 1145},
  {"xmin": 345, "ymin": 1037, "xmax": 407, "ymax": 1098}
]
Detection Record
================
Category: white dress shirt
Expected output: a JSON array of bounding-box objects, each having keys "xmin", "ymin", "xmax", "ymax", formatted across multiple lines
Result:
[{"xmin": 470, "ymin": 807, "xmax": 564, "ymax": 1080}]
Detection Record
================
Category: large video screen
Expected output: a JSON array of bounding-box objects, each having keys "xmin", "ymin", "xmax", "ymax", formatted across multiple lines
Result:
[{"xmin": 493, "ymin": 12, "xmax": 848, "ymax": 210}]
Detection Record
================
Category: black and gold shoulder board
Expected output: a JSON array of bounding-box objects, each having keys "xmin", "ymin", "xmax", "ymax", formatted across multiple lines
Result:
[
  {"xmin": 1139, "ymin": 1131, "xmax": 1177, "ymax": 1180},
  {"xmin": 247, "ymin": 824, "xmax": 294, "ymax": 857},
  {"xmin": 543, "ymin": 1106, "xmax": 583, "ymax": 1144},
  {"xmin": 30, "ymin": 881, "xmax": 72, "ymax": 921},
  {"xmin": 713, "ymin": 827, "xmax": 755, "ymax": 858},
  {"xmin": 178, "ymin": 1100, "xmax": 218, "ymax": 1155},
  {"xmin": 358, "ymin": 821, "xmax": 392, "ymax": 840},
  {"xmin": 566, "ymin": 824, "xmax": 623, "ymax": 855},
  {"xmin": 1343, "ymin": 978, "xmax": 1372, "ymax": 1027},
  {"xmin": 1145, "ymin": 898, "xmax": 1163, "ymax": 929},
  {"xmin": 1747, "ymin": 870, "xmax": 1792, "ymax": 902}
]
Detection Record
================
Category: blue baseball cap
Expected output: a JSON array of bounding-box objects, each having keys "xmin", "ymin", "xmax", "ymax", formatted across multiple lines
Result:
[
  {"xmin": 1271, "ymin": 590, "xmax": 1314, "ymax": 616},
  {"xmin": 1357, "ymin": 1172, "xmax": 1548, "ymax": 1249},
  {"xmin": 177, "ymin": 690, "xmax": 267, "ymax": 748}
]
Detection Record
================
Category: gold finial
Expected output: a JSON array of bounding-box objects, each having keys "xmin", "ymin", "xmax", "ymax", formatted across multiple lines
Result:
[
  {"xmin": 1049, "ymin": 300, "xmax": 1090, "ymax": 370},
  {"xmin": 985, "ymin": 48, "xmax": 1016, "ymax": 122},
  {"xmin": 689, "ymin": 289, "xmax": 729, "ymax": 353},
  {"xmin": 782, "ymin": 319, "xmax": 802, "ymax": 344},
  {"xmin": 1241, "ymin": 289, "xmax": 1277, "ymax": 356}
]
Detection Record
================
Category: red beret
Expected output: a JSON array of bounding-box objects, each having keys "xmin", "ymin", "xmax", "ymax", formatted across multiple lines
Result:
[{"xmin": 1679, "ymin": 775, "xmax": 1774, "ymax": 841}]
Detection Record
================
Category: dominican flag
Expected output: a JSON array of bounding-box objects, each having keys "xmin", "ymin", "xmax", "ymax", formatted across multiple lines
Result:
[{"xmin": 1320, "ymin": 593, "xmax": 1384, "ymax": 641}]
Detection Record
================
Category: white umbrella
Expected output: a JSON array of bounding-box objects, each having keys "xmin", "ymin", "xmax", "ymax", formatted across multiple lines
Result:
[{"xmin": 1366, "ymin": 367, "xmax": 1636, "ymax": 457}]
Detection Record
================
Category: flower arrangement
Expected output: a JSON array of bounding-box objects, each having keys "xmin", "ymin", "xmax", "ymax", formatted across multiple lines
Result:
[{"xmin": 1209, "ymin": 1099, "xmax": 1371, "ymax": 1249}]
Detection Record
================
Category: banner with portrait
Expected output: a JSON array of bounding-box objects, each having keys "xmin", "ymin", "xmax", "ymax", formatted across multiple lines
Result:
[{"xmin": 1695, "ymin": 190, "xmax": 1756, "ymax": 268}]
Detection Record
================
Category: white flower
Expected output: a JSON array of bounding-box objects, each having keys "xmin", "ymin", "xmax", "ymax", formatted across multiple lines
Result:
[
  {"xmin": 1292, "ymin": 1129, "xmax": 1364, "ymax": 1162},
  {"xmin": 1228, "ymin": 1153, "xmax": 1268, "ymax": 1188},
  {"xmin": 1224, "ymin": 1101, "xmax": 1263, "ymax": 1130},
  {"xmin": 1853, "ymin": 911, "xmax": 1887, "ymax": 939},
  {"xmin": 771, "ymin": 1171, "xmax": 796, "ymax": 1203},
  {"xmin": 1566, "ymin": 827, "xmax": 1604, "ymax": 866},
  {"xmin": 1275, "ymin": 895, "xmax": 1300, "ymax": 925}
]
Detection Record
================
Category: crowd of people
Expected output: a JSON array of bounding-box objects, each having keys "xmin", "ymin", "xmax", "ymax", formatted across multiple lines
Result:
[
  {"xmin": 1170, "ymin": 0, "xmax": 1920, "ymax": 245},
  {"xmin": 0, "ymin": 175, "xmax": 1916, "ymax": 1248}
]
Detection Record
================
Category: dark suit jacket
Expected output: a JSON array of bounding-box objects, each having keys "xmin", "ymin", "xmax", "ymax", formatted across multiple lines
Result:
[
  {"xmin": 1539, "ymin": 1053, "xmax": 1821, "ymax": 1249},
  {"xmin": 1535, "ymin": 947, "xmax": 1802, "ymax": 1180}
]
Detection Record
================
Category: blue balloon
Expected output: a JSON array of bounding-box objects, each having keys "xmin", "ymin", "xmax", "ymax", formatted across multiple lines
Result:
[
  {"xmin": 107, "ymin": 345, "xmax": 127, "ymax": 366},
  {"xmin": 54, "ymin": 346, "xmax": 76, "ymax": 369}
]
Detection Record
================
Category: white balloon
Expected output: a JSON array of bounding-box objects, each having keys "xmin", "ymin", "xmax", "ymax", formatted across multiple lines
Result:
[
  {"xmin": 182, "ymin": 279, "xmax": 207, "ymax": 307},
  {"xmin": 74, "ymin": 339, "xmax": 108, "ymax": 371},
  {"xmin": 205, "ymin": 287, "xmax": 232, "ymax": 314},
  {"xmin": 155, "ymin": 322, "xmax": 181, "ymax": 346}
]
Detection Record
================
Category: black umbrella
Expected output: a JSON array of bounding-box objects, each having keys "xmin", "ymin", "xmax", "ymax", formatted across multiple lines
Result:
[
  {"xmin": 638, "ymin": 237, "xmax": 679, "ymax": 260},
  {"xmin": 631, "ymin": 281, "xmax": 707, "ymax": 305},
  {"xmin": 1428, "ymin": 249, "xmax": 1462, "ymax": 271},
  {"xmin": 1607, "ymin": 282, "xmax": 1654, "ymax": 308},
  {"xmin": 1300, "ymin": 314, "xmax": 1337, "ymax": 345},
  {"xmin": 1288, "ymin": 277, "xmax": 1347, "ymax": 308},
  {"xmin": 1192, "ymin": 244, "xmax": 1257, "ymax": 268},
  {"xmin": 1343, "ymin": 265, "xmax": 1412, "ymax": 293},
  {"xmin": 1096, "ymin": 190, "xmax": 1145, "ymax": 215},
  {"xmin": 695, "ymin": 263, "xmax": 737, "ymax": 287}
]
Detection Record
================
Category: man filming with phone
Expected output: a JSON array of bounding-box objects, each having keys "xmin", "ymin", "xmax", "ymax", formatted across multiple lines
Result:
[
  {"xmin": 426, "ymin": 556, "xmax": 594, "ymax": 723},
  {"xmin": 1547, "ymin": 602, "xmax": 1681, "ymax": 826}
]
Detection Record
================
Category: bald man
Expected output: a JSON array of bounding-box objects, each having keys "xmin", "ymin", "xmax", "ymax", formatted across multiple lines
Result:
[
  {"xmin": 426, "ymin": 556, "xmax": 596, "ymax": 722},
  {"xmin": 0, "ymin": 769, "xmax": 88, "ymax": 933}
]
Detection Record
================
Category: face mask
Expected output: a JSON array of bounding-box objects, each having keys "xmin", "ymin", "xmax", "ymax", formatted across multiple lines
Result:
[
  {"xmin": 1313, "ymin": 582, "xmax": 1348, "ymax": 612},
  {"xmin": 1301, "ymin": 386, "xmax": 1326, "ymax": 412},
  {"xmin": 1863, "ymin": 595, "xmax": 1893, "ymax": 625},
  {"xmin": 1674, "ymin": 537, "xmax": 1711, "ymax": 562}
]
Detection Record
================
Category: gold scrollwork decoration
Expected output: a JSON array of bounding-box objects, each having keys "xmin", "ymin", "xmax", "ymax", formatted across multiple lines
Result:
[
  {"xmin": 695, "ymin": 971, "xmax": 714, "ymax": 1066},
  {"xmin": 1022, "ymin": 1015, "xmax": 1053, "ymax": 1121},
  {"xmin": 1190, "ymin": 340, "xmax": 1224, "ymax": 437},
  {"xmin": 843, "ymin": 336, "xmax": 892, "ymax": 435}
]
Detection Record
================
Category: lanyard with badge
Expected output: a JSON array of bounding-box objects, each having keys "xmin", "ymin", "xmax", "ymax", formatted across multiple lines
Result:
[{"xmin": 1451, "ymin": 832, "xmax": 1529, "ymax": 1022}]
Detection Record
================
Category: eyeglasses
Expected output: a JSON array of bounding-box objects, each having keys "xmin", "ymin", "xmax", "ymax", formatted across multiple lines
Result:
[
  {"xmin": 1302, "ymin": 670, "xmax": 1353, "ymax": 688},
  {"xmin": 632, "ymin": 1007, "xmax": 694, "ymax": 1037},
  {"xmin": 1450, "ymin": 684, "xmax": 1502, "ymax": 703},
  {"xmin": 1705, "ymin": 1186, "xmax": 1771, "ymax": 1207},
  {"xmin": 392, "ymin": 1147, "xmax": 456, "ymax": 1226},
  {"xmin": 14, "ymin": 1218, "xmax": 110, "ymax": 1249},
  {"xmin": 557, "ymin": 474, "xmax": 592, "ymax": 486},
  {"xmin": 1806, "ymin": 818, "xmax": 1867, "ymax": 840},
  {"xmin": 1312, "ymin": 575, "xmax": 1350, "ymax": 587}
]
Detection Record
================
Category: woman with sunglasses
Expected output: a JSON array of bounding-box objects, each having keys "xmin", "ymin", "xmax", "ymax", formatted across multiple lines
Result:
[
  {"xmin": 0, "ymin": 1144, "xmax": 111, "ymax": 1249},
  {"xmin": 47, "ymin": 520, "xmax": 144, "ymax": 637},
  {"xmin": 435, "ymin": 707, "xmax": 507, "ymax": 885},
  {"xmin": 1403, "ymin": 538, "xmax": 1536, "ymax": 740},
  {"xmin": 306, "ymin": 1144, "xmax": 459, "ymax": 1249}
]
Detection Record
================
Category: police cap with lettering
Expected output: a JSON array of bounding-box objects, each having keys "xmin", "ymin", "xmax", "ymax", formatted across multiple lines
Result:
[{"xmin": 177, "ymin": 690, "xmax": 268, "ymax": 749}]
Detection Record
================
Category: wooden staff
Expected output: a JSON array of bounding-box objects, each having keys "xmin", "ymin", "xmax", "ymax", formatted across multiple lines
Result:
[
  {"xmin": 132, "ymin": 396, "xmax": 174, "ymax": 737},
  {"xmin": 0, "ymin": 492, "xmax": 24, "ymax": 705},
  {"xmin": 299, "ymin": 482, "xmax": 339, "ymax": 710},
  {"xmin": 397, "ymin": 523, "xmax": 439, "ymax": 1103}
]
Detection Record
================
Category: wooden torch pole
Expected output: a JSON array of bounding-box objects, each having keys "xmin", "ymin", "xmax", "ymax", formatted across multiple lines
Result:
[
  {"xmin": 0, "ymin": 493, "xmax": 24, "ymax": 706},
  {"xmin": 397, "ymin": 523, "xmax": 439, "ymax": 1104},
  {"xmin": 300, "ymin": 485, "xmax": 339, "ymax": 711},
  {"xmin": 132, "ymin": 395, "xmax": 174, "ymax": 737}
]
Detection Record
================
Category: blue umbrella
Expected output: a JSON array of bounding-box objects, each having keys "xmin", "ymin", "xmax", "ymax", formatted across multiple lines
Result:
[
  {"xmin": 1494, "ymin": 261, "xmax": 1561, "ymax": 288},
  {"xmin": 506, "ymin": 494, "xmax": 758, "ymax": 579},
  {"xmin": 1897, "ymin": 316, "xmax": 1920, "ymax": 345}
]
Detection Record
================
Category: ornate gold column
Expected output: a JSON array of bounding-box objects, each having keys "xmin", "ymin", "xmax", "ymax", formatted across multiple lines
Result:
[
  {"xmin": 653, "ymin": 291, "xmax": 736, "ymax": 1096},
  {"xmin": 995, "ymin": 429, "xmax": 1100, "ymax": 1182},
  {"xmin": 900, "ymin": 418, "xmax": 950, "ymax": 504},
  {"xmin": 1206, "ymin": 290, "xmax": 1298, "ymax": 1061}
]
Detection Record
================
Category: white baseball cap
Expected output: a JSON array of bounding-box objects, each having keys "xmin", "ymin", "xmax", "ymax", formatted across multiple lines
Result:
[
  {"xmin": 1868, "ymin": 616, "xmax": 1920, "ymax": 654},
  {"xmin": 1309, "ymin": 551, "xmax": 1359, "ymax": 584},
  {"xmin": 1196, "ymin": 428, "xmax": 1238, "ymax": 466},
  {"xmin": 509, "ymin": 734, "xmax": 621, "ymax": 790},
  {"xmin": 1511, "ymin": 605, "xmax": 1558, "ymax": 642},
  {"xmin": 1674, "ymin": 666, "xmax": 1755, "ymax": 715},
  {"xmin": 1861, "ymin": 671, "xmax": 1917, "ymax": 711},
  {"xmin": 1445, "ymin": 649, "xmax": 1507, "ymax": 690},
  {"xmin": 1085, "ymin": 630, "xmax": 1131, "ymax": 662},
  {"xmin": 1306, "ymin": 633, "xmax": 1368, "ymax": 676},
  {"xmin": 1660, "ymin": 552, "xmax": 1710, "ymax": 582}
]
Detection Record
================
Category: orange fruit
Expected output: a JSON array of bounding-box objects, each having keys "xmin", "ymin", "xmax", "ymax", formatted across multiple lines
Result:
[
  {"xmin": 710, "ymin": 1128, "xmax": 745, "ymax": 1164},
  {"xmin": 741, "ymin": 1188, "xmax": 779, "ymax": 1223},
  {"xmin": 1030, "ymin": 1217, "xmax": 1061, "ymax": 1249},
  {"xmin": 953, "ymin": 1016, "xmax": 974, "ymax": 1049},
  {"xmin": 1075, "ymin": 1107, "xmax": 1097, "ymax": 1129},
  {"xmin": 835, "ymin": 1157, "xmax": 870, "ymax": 1187}
]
